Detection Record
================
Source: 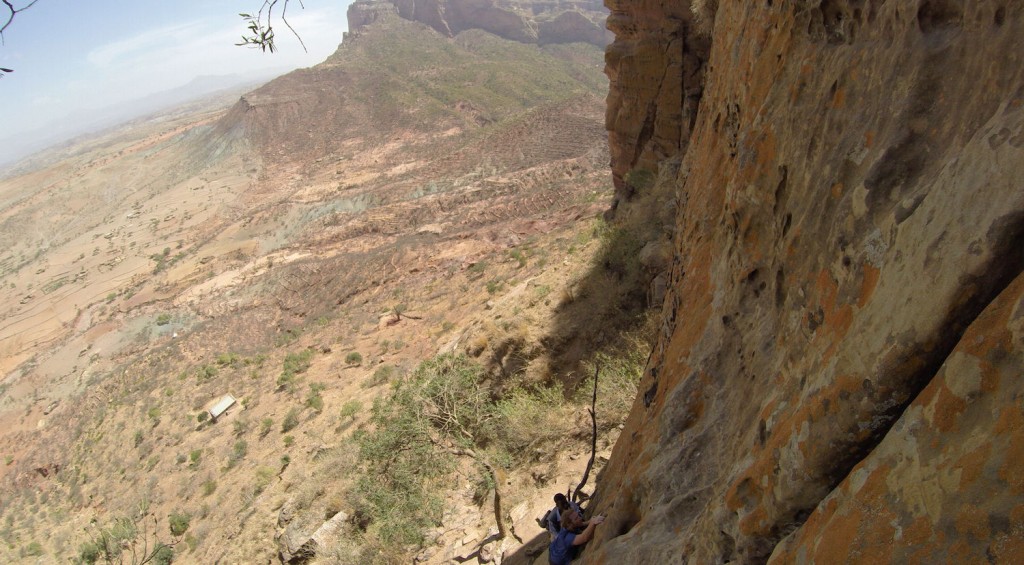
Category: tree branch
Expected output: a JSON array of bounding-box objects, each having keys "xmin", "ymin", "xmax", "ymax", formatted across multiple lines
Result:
[
  {"xmin": 572, "ymin": 363, "xmax": 600, "ymax": 504},
  {"xmin": 434, "ymin": 440, "xmax": 521, "ymax": 543},
  {"xmin": 1, "ymin": 0, "xmax": 39, "ymax": 50},
  {"xmin": 238, "ymin": 0, "xmax": 307, "ymax": 53}
]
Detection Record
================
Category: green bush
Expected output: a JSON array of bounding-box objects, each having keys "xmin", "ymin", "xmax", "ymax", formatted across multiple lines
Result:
[
  {"xmin": 228, "ymin": 440, "xmax": 248, "ymax": 467},
  {"xmin": 345, "ymin": 351, "xmax": 363, "ymax": 365},
  {"xmin": 355, "ymin": 395, "xmax": 449, "ymax": 546},
  {"xmin": 78, "ymin": 539, "xmax": 102, "ymax": 564},
  {"xmin": 20, "ymin": 541, "xmax": 43, "ymax": 557},
  {"xmin": 306, "ymin": 392, "xmax": 324, "ymax": 412},
  {"xmin": 340, "ymin": 400, "xmax": 362, "ymax": 420},
  {"xmin": 365, "ymin": 364, "xmax": 395, "ymax": 388},
  {"xmin": 155, "ymin": 313, "xmax": 172, "ymax": 326},
  {"xmin": 195, "ymin": 364, "xmax": 218, "ymax": 381},
  {"xmin": 467, "ymin": 261, "xmax": 487, "ymax": 276},
  {"xmin": 216, "ymin": 352, "xmax": 240, "ymax": 367},
  {"xmin": 278, "ymin": 349, "xmax": 315, "ymax": 389},
  {"xmin": 152, "ymin": 545, "xmax": 174, "ymax": 565},
  {"xmin": 497, "ymin": 385, "xmax": 568, "ymax": 456},
  {"xmin": 352, "ymin": 354, "xmax": 497, "ymax": 546},
  {"xmin": 281, "ymin": 407, "xmax": 301, "ymax": 433},
  {"xmin": 283, "ymin": 349, "xmax": 314, "ymax": 374},
  {"xmin": 168, "ymin": 512, "xmax": 191, "ymax": 537},
  {"xmin": 508, "ymin": 248, "xmax": 527, "ymax": 268},
  {"xmin": 189, "ymin": 449, "xmax": 202, "ymax": 469},
  {"xmin": 201, "ymin": 479, "xmax": 217, "ymax": 497},
  {"xmin": 78, "ymin": 517, "xmax": 138, "ymax": 563},
  {"xmin": 259, "ymin": 417, "xmax": 274, "ymax": 438},
  {"xmin": 253, "ymin": 466, "xmax": 276, "ymax": 496}
]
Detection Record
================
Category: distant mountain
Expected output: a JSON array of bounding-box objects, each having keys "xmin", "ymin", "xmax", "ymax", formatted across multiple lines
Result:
[
  {"xmin": 347, "ymin": 0, "xmax": 612, "ymax": 46},
  {"xmin": 0, "ymin": 70, "xmax": 289, "ymax": 171},
  {"xmin": 212, "ymin": 0, "xmax": 609, "ymax": 169}
]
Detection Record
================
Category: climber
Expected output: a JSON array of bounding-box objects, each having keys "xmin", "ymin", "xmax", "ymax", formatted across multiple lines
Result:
[
  {"xmin": 545, "ymin": 492, "xmax": 583, "ymax": 538},
  {"xmin": 548, "ymin": 509, "xmax": 604, "ymax": 565}
]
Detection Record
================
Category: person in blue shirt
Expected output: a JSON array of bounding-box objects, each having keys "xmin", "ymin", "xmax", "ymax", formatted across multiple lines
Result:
[{"xmin": 548, "ymin": 509, "xmax": 605, "ymax": 565}]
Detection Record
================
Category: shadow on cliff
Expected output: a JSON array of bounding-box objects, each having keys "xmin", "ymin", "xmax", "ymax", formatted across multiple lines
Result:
[{"xmin": 543, "ymin": 164, "xmax": 678, "ymax": 391}]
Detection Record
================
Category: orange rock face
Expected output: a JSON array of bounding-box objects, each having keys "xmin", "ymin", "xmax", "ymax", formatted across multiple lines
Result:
[
  {"xmin": 589, "ymin": 1, "xmax": 1024, "ymax": 563},
  {"xmin": 769, "ymin": 272, "xmax": 1024, "ymax": 563}
]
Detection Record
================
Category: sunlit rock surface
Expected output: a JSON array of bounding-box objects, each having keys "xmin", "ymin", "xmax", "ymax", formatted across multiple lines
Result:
[{"xmin": 589, "ymin": 1, "xmax": 1024, "ymax": 563}]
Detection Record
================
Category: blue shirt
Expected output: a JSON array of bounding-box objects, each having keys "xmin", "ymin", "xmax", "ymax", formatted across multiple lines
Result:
[{"xmin": 549, "ymin": 529, "xmax": 577, "ymax": 565}]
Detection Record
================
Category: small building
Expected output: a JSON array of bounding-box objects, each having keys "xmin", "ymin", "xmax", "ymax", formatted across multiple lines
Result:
[{"xmin": 208, "ymin": 394, "xmax": 237, "ymax": 422}]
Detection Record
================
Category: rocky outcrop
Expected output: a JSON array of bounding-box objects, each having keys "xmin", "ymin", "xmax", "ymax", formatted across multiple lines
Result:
[
  {"xmin": 603, "ymin": 0, "xmax": 709, "ymax": 209},
  {"xmin": 590, "ymin": 1, "xmax": 1024, "ymax": 563},
  {"xmin": 347, "ymin": 0, "xmax": 613, "ymax": 47}
]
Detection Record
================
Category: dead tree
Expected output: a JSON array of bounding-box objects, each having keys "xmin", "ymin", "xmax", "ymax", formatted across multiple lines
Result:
[{"xmin": 572, "ymin": 363, "xmax": 600, "ymax": 505}]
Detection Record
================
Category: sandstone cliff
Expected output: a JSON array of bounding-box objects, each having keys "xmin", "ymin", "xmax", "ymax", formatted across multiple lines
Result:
[{"xmin": 592, "ymin": 1, "xmax": 1024, "ymax": 563}]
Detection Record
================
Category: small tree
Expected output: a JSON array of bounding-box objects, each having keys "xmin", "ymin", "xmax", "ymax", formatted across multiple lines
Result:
[
  {"xmin": 340, "ymin": 400, "xmax": 362, "ymax": 421},
  {"xmin": 281, "ymin": 407, "xmax": 301, "ymax": 432},
  {"xmin": 168, "ymin": 512, "xmax": 190, "ymax": 537},
  {"xmin": 78, "ymin": 507, "xmax": 189, "ymax": 565},
  {"xmin": 354, "ymin": 354, "xmax": 517, "ymax": 545}
]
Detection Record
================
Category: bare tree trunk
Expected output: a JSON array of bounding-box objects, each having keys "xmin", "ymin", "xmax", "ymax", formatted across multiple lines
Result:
[{"xmin": 573, "ymin": 364, "xmax": 600, "ymax": 505}]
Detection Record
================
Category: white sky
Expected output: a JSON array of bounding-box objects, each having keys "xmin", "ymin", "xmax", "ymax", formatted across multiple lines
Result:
[{"xmin": 1, "ymin": 1, "xmax": 352, "ymax": 144}]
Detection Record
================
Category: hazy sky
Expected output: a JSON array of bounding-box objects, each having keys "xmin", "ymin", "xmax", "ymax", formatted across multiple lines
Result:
[{"xmin": 1, "ymin": 0, "xmax": 353, "ymax": 141}]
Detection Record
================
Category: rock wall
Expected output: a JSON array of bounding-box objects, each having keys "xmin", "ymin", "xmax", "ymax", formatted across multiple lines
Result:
[
  {"xmin": 590, "ymin": 1, "xmax": 1024, "ymax": 563},
  {"xmin": 347, "ymin": 0, "xmax": 613, "ymax": 47},
  {"xmin": 603, "ymin": 0, "xmax": 708, "ymax": 209}
]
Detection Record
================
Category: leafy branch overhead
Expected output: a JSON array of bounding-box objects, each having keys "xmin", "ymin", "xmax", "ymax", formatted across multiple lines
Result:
[
  {"xmin": 237, "ymin": 0, "xmax": 307, "ymax": 53},
  {"xmin": 1, "ymin": 0, "xmax": 40, "ymax": 77},
  {"xmin": 0, "ymin": 0, "xmax": 38, "ymax": 39}
]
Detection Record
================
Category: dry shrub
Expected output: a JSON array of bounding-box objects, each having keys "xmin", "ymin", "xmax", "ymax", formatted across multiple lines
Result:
[
  {"xmin": 466, "ymin": 333, "xmax": 489, "ymax": 357},
  {"xmin": 497, "ymin": 385, "xmax": 575, "ymax": 458},
  {"xmin": 577, "ymin": 342, "xmax": 646, "ymax": 432}
]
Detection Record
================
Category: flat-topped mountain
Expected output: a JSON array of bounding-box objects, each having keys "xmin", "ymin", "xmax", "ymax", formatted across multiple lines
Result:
[
  {"xmin": 212, "ymin": 1, "xmax": 609, "ymax": 172},
  {"xmin": 347, "ymin": 0, "xmax": 611, "ymax": 47}
]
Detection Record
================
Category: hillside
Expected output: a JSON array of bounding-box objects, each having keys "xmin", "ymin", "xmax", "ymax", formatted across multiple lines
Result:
[{"xmin": 0, "ymin": 2, "xmax": 647, "ymax": 563}]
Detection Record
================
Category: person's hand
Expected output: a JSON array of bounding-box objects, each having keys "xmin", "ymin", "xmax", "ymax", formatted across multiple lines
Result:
[{"xmin": 592, "ymin": 515, "xmax": 605, "ymax": 525}]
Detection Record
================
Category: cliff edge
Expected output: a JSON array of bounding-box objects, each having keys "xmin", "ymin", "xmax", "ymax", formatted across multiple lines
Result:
[{"xmin": 592, "ymin": 1, "xmax": 1024, "ymax": 563}]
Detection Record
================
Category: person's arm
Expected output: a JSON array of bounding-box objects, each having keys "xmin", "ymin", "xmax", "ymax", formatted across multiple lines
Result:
[{"xmin": 571, "ymin": 515, "xmax": 605, "ymax": 546}]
